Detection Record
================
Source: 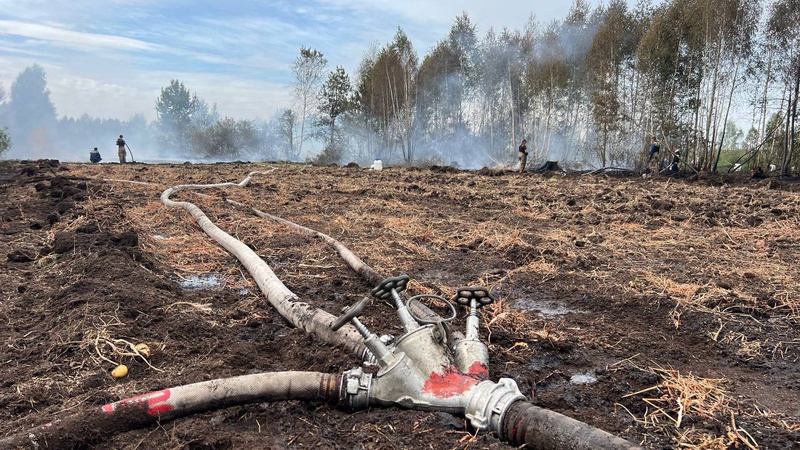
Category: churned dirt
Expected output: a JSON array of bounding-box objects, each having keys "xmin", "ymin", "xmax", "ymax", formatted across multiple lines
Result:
[{"xmin": 0, "ymin": 159, "xmax": 799, "ymax": 449}]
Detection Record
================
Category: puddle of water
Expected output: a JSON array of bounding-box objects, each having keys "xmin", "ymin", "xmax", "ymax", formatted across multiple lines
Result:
[
  {"xmin": 513, "ymin": 299, "xmax": 578, "ymax": 317},
  {"xmin": 153, "ymin": 234, "xmax": 169, "ymax": 240},
  {"xmin": 570, "ymin": 373, "xmax": 598, "ymax": 385},
  {"xmin": 179, "ymin": 274, "xmax": 222, "ymax": 290}
]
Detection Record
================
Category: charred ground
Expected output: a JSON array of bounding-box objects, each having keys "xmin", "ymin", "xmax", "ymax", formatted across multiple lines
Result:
[{"xmin": 0, "ymin": 160, "xmax": 798, "ymax": 449}]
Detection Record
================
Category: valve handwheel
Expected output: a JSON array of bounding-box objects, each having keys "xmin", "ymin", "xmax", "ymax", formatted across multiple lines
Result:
[
  {"xmin": 331, "ymin": 297, "xmax": 371, "ymax": 331},
  {"xmin": 371, "ymin": 274, "xmax": 410, "ymax": 300},
  {"xmin": 453, "ymin": 286, "xmax": 495, "ymax": 307}
]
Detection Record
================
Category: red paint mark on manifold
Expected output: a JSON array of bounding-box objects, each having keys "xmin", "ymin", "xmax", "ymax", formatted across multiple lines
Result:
[
  {"xmin": 102, "ymin": 389, "xmax": 173, "ymax": 416},
  {"xmin": 466, "ymin": 361, "xmax": 489, "ymax": 378},
  {"xmin": 423, "ymin": 366, "xmax": 481, "ymax": 398}
]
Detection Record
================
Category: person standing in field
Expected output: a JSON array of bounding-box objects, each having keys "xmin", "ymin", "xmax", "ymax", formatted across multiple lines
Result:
[
  {"xmin": 116, "ymin": 135, "xmax": 127, "ymax": 164},
  {"xmin": 518, "ymin": 139, "xmax": 528, "ymax": 174}
]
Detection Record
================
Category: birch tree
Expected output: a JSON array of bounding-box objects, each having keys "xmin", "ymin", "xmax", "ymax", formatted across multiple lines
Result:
[
  {"xmin": 357, "ymin": 28, "xmax": 418, "ymax": 164},
  {"xmin": 585, "ymin": 0, "xmax": 637, "ymax": 166},
  {"xmin": 767, "ymin": 0, "xmax": 800, "ymax": 175},
  {"xmin": 291, "ymin": 47, "xmax": 328, "ymax": 161}
]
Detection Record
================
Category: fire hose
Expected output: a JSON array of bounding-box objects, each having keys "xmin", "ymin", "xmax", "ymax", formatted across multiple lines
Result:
[
  {"xmin": 2, "ymin": 172, "xmax": 641, "ymax": 449},
  {"xmin": 1, "ymin": 372, "xmax": 339, "ymax": 449}
]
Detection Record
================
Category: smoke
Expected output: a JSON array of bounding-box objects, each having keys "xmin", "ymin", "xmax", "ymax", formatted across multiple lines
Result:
[
  {"xmin": 0, "ymin": 11, "xmax": 619, "ymax": 170},
  {"xmin": 326, "ymin": 14, "xmax": 605, "ymax": 171},
  {"xmin": 0, "ymin": 114, "xmax": 157, "ymax": 163},
  {"xmin": 0, "ymin": 104, "xmax": 289, "ymax": 164}
]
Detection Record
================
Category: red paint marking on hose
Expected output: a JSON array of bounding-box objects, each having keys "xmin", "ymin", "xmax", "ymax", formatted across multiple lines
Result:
[
  {"xmin": 102, "ymin": 389, "xmax": 174, "ymax": 416},
  {"xmin": 423, "ymin": 366, "xmax": 480, "ymax": 398}
]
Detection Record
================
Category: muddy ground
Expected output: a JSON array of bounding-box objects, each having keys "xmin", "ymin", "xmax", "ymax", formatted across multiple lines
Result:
[{"xmin": 0, "ymin": 159, "xmax": 798, "ymax": 449}]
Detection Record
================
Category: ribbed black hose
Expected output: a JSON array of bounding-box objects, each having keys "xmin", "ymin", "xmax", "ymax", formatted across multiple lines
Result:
[
  {"xmin": 501, "ymin": 400, "xmax": 643, "ymax": 450},
  {"xmin": 1, "ymin": 371, "xmax": 340, "ymax": 449}
]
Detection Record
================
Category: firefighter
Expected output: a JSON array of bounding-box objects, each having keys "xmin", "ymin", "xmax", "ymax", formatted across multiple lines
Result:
[
  {"xmin": 89, "ymin": 147, "xmax": 102, "ymax": 163},
  {"xmin": 518, "ymin": 139, "xmax": 528, "ymax": 174},
  {"xmin": 669, "ymin": 149, "xmax": 681, "ymax": 172},
  {"xmin": 116, "ymin": 135, "xmax": 127, "ymax": 164},
  {"xmin": 647, "ymin": 136, "xmax": 660, "ymax": 163}
]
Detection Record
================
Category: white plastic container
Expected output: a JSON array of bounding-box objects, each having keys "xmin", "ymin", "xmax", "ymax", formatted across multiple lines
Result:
[{"xmin": 371, "ymin": 159, "xmax": 383, "ymax": 171}]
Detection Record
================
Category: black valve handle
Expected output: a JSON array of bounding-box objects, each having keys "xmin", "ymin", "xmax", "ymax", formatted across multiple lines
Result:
[
  {"xmin": 331, "ymin": 297, "xmax": 371, "ymax": 331},
  {"xmin": 371, "ymin": 274, "xmax": 410, "ymax": 300},
  {"xmin": 453, "ymin": 286, "xmax": 495, "ymax": 308}
]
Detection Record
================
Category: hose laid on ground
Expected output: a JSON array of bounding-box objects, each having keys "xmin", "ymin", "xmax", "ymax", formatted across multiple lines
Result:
[
  {"xmin": 225, "ymin": 199, "xmax": 464, "ymax": 334},
  {"xmin": 226, "ymin": 198, "xmax": 384, "ymax": 285},
  {"xmin": 27, "ymin": 172, "xmax": 638, "ymax": 449},
  {"xmin": 501, "ymin": 401, "xmax": 642, "ymax": 450},
  {"xmin": 160, "ymin": 172, "xmax": 366, "ymax": 358},
  {"xmin": 226, "ymin": 185, "xmax": 641, "ymax": 449},
  {"xmin": 1, "ymin": 371, "xmax": 340, "ymax": 449}
]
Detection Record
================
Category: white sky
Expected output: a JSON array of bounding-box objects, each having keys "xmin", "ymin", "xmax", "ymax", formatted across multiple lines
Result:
[{"xmin": 0, "ymin": 1, "xmax": 639, "ymax": 123}]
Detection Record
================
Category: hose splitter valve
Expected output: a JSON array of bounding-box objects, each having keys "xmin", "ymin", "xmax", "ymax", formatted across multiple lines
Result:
[{"xmin": 333, "ymin": 275, "xmax": 525, "ymax": 438}]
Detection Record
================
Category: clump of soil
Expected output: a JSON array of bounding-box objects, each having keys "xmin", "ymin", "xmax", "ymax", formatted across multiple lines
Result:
[{"xmin": 1, "ymin": 160, "xmax": 798, "ymax": 449}]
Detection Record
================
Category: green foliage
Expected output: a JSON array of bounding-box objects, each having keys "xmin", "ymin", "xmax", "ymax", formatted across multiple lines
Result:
[
  {"xmin": 447, "ymin": 12, "xmax": 478, "ymax": 89},
  {"xmin": 0, "ymin": 0, "xmax": 782, "ymax": 171},
  {"xmin": 317, "ymin": 66, "xmax": 353, "ymax": 148},
  {"xmin": 0, "ymin": 80, "xmax": 7, "ymax": 156},
  {"xmin": 293, "ymin": 48, "xmax": 328, "ymax": 87},
  {"xmin": 191, "ymin": 117, "xmax": 260, "ymax": 159},
  {"xmin": 525, "ymin": 23, "xmax": 571, "ymax": 98},
  {"xmin": 156, "ymin": 80, "xmax": 201, "ymax": 151},
  {"xmin": 0, "ymin": 127, "xmax": 10, "ymax": 156},
  {"xmin": 716, "ymin": 149, "xmax": 748, "ymax": 172},
  {"xmin": 277, "ymin": 109, "xmax": 298, "ymax": 161},
  {"xmin": 416, "ymin": 40, "xmax": 463, "ymax": 155},
  {"xmin": 309, "ymin": 145, "xmax": 342, "ymax": 166},
  {"xmin": 354, "ymin": 28, "xmax": 419, "ymax": 162},
  {"xmin": 417, "ymin": 12, "xmax": 479, "ymax": 146},
  {"xmin": 585, "ymin": 0, "xmax": 635, "ymax": 166},
  {"xmin": 5, "ymin": 64, "xmax": 57, "ymax": 145},
  {"xmin": 722, "ymin": 121, "xmax": 744, "ymax": 152},
  {"xmin": 155, "ymin": 80, "xmax": 261, "ymax": 160}
]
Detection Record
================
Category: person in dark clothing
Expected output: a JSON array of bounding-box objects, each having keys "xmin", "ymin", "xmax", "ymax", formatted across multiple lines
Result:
[
  {"xmin": 669, "ymin": 149, "xmax": 681, "ymax": 172},
  {"xmin": 518, "ymin": 139, "xmax": 528, "ymax": 174},
  {"xmin": 751, "ymin": 166, "xmax": 767, "ymax": 179},
  {"xmin": 116, "ymin": 135, "xmax": 127, "ymax": 163},
  {"xmin": 647, "ymin": 136, "xmax": 660, "ymax": 163},
  {"xmin": 89, "ymin": 147, "xmax": 102, "ymax": 163}
]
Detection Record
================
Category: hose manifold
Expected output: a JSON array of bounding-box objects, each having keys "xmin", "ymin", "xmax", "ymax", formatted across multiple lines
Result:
[
  {"xmin": 340, "ymin": 368, "xmax": 372, "ymax": 411},
  {"xmin": 464, "ymin": 378, "xmax": 525, "ymax": 436}
]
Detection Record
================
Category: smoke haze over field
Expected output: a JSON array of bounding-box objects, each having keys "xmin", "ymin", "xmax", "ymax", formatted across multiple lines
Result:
[
  {"xmin": 0, "ymin": 1, "xmax": 626, "ymax": 166},
  {"xmin": 3, "ymin": 0, "xmax": 780, "ymax": 176}
]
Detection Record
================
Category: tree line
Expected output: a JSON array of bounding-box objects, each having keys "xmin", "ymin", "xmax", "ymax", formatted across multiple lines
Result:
[
  {"xmin": 300, "ymin": 0, "xmax": 800, "ymax": 174},
  {"xmin": 1, "ymin": 0, "xmax": 799, "ymax": 174}
]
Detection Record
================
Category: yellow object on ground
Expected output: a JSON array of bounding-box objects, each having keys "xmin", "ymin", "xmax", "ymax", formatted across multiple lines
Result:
[
  {"xmin": 111, "ymin": 364, "xmax": 128, "ymax": 379},
  {"xmin": 134, "ymin": 343, "xmax": 151, "ymax": 357}
]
